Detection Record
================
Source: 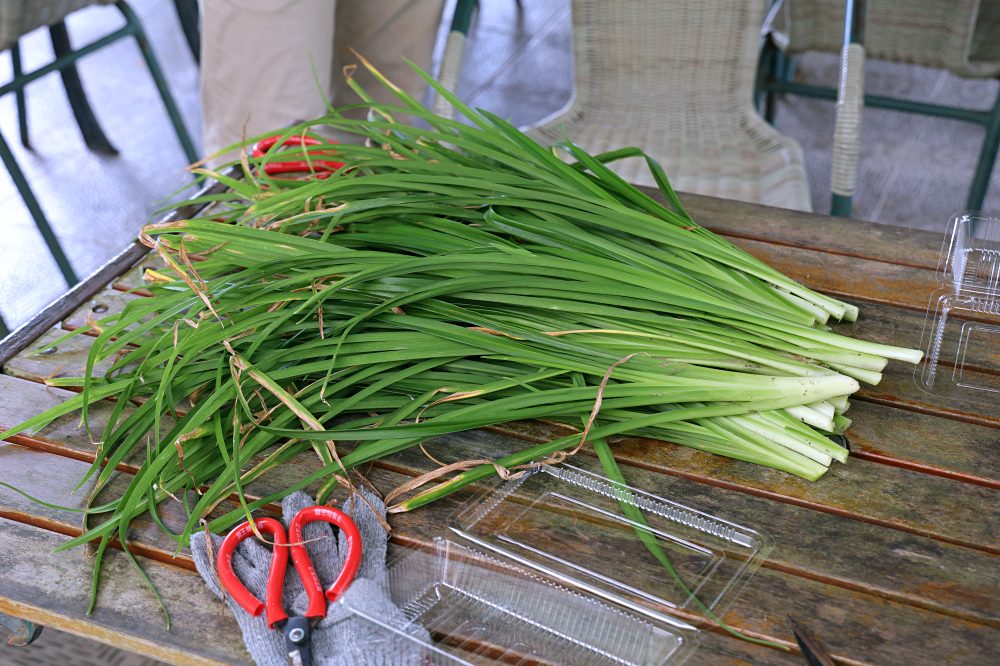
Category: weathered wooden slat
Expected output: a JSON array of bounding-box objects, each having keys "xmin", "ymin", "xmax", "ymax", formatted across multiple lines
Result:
[
  {"xmin": 3, "ymin": 444, "xmax": 996, "ymax": 666},
  {"xmin": 1, "ymin": 329, "xmax": 124, "ymax": 381},
  {"xmin": 4, "ymin": 337, "xmax": 998, "ymax": 554},
  {"xmin": 672, "ymin": 191, "xmax": 946, "ymax": 271},
  {"xmin": 715, "ymin": 559, "xmax": 998, "ymax": 665},
  {"xmin": 383, "ymin": 431, "xmax": 1000, "ymax": 625},
  {"xmin": 0, "ymin": 375, "xmax": 140, "ymax": 471},
  {"xmin": 730, "ymin": 237, "xmax": 939, "ymax": 314},
  {"xmin": 4, "ymin": 390, "xmax": 999, "ymax": 632},
  {"xmin": 842, "ymin": 302, "xmax": 1000, "ymax": 374},
  {"xmin": 612, "ymin": 434, "xmax": 999, "ymax": 554},
  {"xmin": 485, "ymin": 418, "xmax": 1000, "ymax": 555},
  {"xmin": 0, "ymin": 518, "xmax": 246, "ymax": 665},
  {"xmin": 62, "ymin": 290, "xmax": 141, "ymax": 331},
  {"xmin": 0, "ymin": 450, "xmax": 790, "ymax": 666},
  {"xmin": 687, "ymin": 633, "xmax": 800, "ymax": 666},
  {"xmin": 0, "ymin": 443, "xmax": 201, "ymax": 568},
  {"xmin": 839, "ymin": 401, "xmax": 999, "ymax": 487},
  {"xmin": 112, "ymin": 255, "xmax": 167, "ymax": 294},
  {"xmin": 3, "ymin": 185, "xmax": 996, "ymax": 664},
  {"xmin": 860, "ymin": 363, "xmax": 1000, "ymax": 431}
]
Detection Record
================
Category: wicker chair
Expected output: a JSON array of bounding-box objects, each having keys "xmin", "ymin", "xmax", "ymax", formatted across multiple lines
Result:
[
  {"xmin": 522, "ymin": 0, "xmax": 813, "ymax": 212},
  {"xmin": 763, "ymin": 0, "xmax": 1000, "ymax": 211}
]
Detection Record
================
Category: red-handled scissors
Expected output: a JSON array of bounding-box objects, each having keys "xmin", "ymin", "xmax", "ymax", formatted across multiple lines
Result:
[
  {"xmin": 252, "ymin": 135, "xmax": 345, "ymax": 180},
  {"xmin": 217, "ymin": 506, "xmax": 362, "ymax": 666}
]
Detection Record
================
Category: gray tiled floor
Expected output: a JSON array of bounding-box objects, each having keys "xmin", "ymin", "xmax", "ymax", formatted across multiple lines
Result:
[
  {"xmin": 0, "ymin": 0, "xmax": 199, "ymax": 331},
  {"xmin": 774, "ymin": 51, "xmax": 1000, "ymax": 222}
]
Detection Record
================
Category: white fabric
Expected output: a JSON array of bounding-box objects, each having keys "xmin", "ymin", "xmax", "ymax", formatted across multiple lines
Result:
[
  {"xmin": 832, "ymin": 43, "xmax": 865, "ymax": 197},
  {"xmin": 432, "ymin": 30, "xmax": 465, "ymax": 118},
  {"xmin": 200, "ymin": 0, "xmax": 443, "ymax": 161}
]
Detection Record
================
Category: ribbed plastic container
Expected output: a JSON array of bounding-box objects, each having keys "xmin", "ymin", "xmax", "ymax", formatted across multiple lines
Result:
[
  {"xmin": 916, "ymin": 213, "xmax": 1000, "ymax": 396},
  {"xmin": 340, "ymin": 463, "xmax": 772, "ymax": 665}
]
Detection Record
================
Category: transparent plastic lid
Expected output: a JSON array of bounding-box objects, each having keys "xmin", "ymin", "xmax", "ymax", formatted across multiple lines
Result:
[
  {"xmin": 342, "ymin": 462, "xmax": 772, "ymax": 665},
  {"xmin": 451, "ymin": 464, "xmax": 771, "ymax": 618},
  {"xmin": 368, "ymin": 539, "xmax": 689, "ymax": 665},
  {"xmin": 916, "ymin": 213, "xmax": 1000, "ymax": 396}
]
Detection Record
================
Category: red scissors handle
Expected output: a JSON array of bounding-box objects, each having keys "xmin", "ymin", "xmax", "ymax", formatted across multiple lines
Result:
[
  {"xmin": 289, "ymin": 506, "xmax": 363, "ymax": 620},
  {"xmin": 217, "ymin": 516, "xmax": 289, "ymax": 628},
  {"xmin": 216, "ymin": 507, "xmax": 363, "ymax": 628},
  {"xmin": 252, "ymin": 135, "xmax": 344, "ymax": 179}
]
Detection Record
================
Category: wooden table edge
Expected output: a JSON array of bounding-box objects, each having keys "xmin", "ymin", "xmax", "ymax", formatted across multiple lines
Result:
[{"xmin": 0, "ymin": 595, "xmax": 229, "ymax": 666}]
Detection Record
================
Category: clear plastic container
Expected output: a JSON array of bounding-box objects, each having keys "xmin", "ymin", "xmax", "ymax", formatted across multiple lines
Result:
[
  {"xmin": 341, "ymin": 463, "xmax": 772, "ymax": 665},
  {"xmin": 916, "ymin": 213, "xmax": 1000, "ymax": 396}
]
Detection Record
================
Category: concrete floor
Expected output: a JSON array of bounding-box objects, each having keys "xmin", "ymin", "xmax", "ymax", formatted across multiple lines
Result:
[
  {"xmin": 0, "ymin": 1, "xmax": 999, "ymax": 663},
  {"xmin": 0, "ymin": 0, "xmax": 199, "ymax": 332}
]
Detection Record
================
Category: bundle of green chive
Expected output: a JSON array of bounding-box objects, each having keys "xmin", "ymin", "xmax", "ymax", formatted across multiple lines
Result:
[{"xmin": 1, "ymin": 60, "xmax": 921, "ymax": 620}]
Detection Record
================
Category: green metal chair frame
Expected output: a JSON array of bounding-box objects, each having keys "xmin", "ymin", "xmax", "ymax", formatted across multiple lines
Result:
[
  {"xmin": 0, "ymin": 0, "xmax": 197, "ymax": 289},
  {"xmin": 172, "ymin": 0, "xmax": 199, "ymax": 64},
  {"xmin": 758, "ymin": 0, "xmax": 1000, "ymax": 213}
]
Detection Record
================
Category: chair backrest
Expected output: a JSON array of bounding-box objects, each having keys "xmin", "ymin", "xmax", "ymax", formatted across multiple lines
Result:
[
  {"xmin": 0, "ymin": 0, "xmax": 113, "ymax": 51},
  {"xmin": 532, "ymin": 0, "xmax": 771, "ymax": 130},
  {"xmin": 773, "ymin": 0, "xmax": 1000, "ymax": 78}
]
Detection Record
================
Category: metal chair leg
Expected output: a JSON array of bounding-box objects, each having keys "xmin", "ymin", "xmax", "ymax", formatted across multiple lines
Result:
[
  {"xmin": 764, "ymin": 42, "xmax": 792, "ymax": 124},
  {"xmin": 0, "ymin": 130, "xmax": 78, "ymax": 287},
  {"xmin": 49, "ymin": 20, "xmax": 119, "ymax": 156},
  {"xmin": 756, "ymin": 36, "xmax": 778, "ymax": 121},
  {"xmin": 0, "ymin": 613, "xmax": 42, "ymax": 645},
  {"xmin": 11, "ymin": 43, "xmax": 30, "ymax": 148},
  {"xmin": 966, "ymin": 86, "xmax": 1000, "ymax": 211},
  {"xmin": 116, "ymin": 0, "xmax": 198, "ymax": 164},
  {"xmin": 172, "ymin": 0, "xmax": 200, "ymax": 64}
]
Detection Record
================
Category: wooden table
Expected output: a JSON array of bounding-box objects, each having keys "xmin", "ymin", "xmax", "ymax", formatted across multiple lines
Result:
[{"xmin": 1, "ymin": 192, "xmax": 997, "ymax": 665}]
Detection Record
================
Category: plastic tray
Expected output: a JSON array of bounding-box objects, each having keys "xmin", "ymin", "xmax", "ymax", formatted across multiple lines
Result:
[
  {"xmin": 341, "ymin": 463, "xmax": 771, "ymax": 665},
  {"xmin": 916, "ymin": 213, "xmax": 1000, "ymax": 396}
]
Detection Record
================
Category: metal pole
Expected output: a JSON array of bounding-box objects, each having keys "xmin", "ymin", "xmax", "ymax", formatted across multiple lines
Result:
[
  {"xmin": 0, "ymin": 131, "xmax": 78, "ymax": 286},
  {"xmin": 966, "ymin": 86, "xmax": 1000, "ymax": 211},
  {"xmin": 117, "ymin": 1, "xmax": 198, "ymax": 164}
]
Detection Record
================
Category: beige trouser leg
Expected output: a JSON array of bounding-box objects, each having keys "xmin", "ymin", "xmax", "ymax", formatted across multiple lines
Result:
[
  {"xmin": 332, "ymin": 0, "xmax": 445, "ymax": 109},
  {"xmin": 199, "ymin": 0, "xmax": 336, "ymax": 161},
  {"xmin": 200, "ymin": 0, "xmax": 445, "ymax": 160}
]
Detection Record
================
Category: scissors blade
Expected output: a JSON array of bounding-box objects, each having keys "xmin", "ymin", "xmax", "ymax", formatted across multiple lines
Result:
[
  {"xmin": 788, "ymin": 616, "xmax": 836, "ymax": 666},
  {"xmin": 283, "ymin": 616, "xmax": 313, "ymax": 666}
]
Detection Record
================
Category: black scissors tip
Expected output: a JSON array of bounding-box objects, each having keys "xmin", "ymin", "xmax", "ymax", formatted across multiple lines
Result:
[{"xmin": 788, "ymin": 615, "xmax": 836, "ymax": 666}]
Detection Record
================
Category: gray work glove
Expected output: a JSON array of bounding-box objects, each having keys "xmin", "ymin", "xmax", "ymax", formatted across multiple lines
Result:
[{"xmin": 191, "ymin": 488, "xmax": 430, "ymax": 666}]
